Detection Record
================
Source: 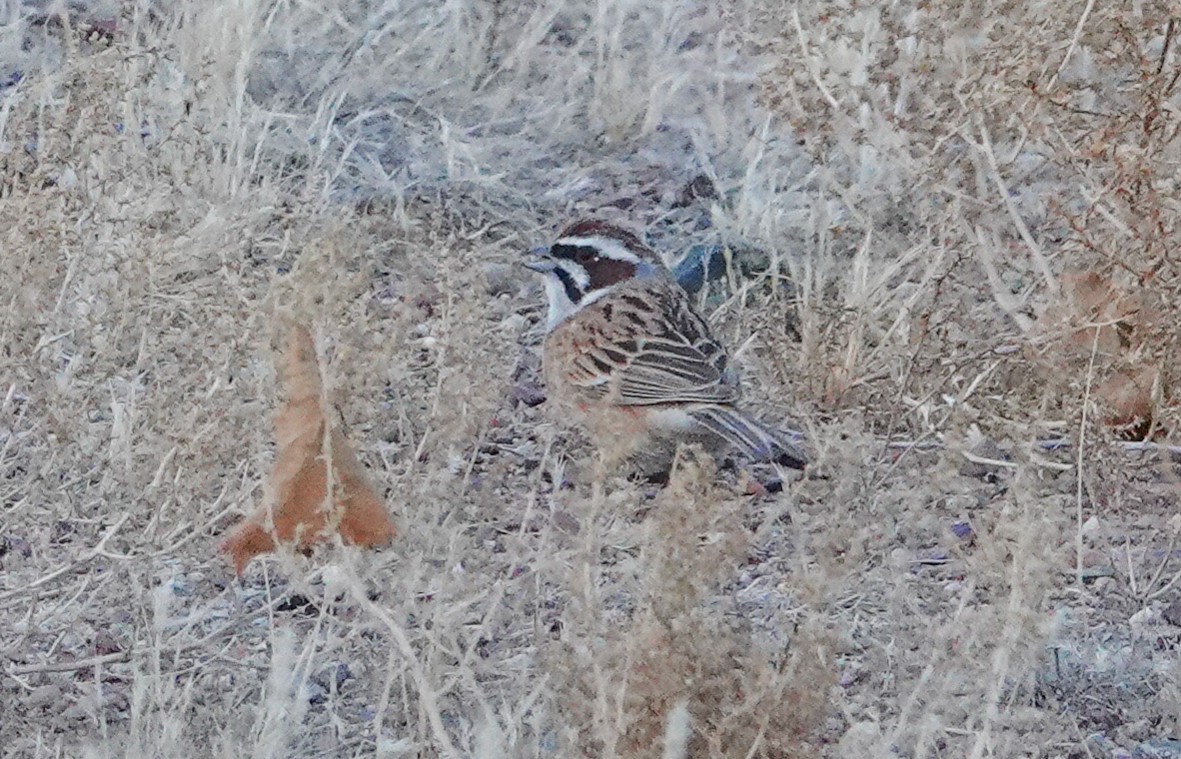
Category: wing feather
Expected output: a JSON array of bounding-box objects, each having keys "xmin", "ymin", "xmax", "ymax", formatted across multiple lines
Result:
[
  {"xmin": 553, "ymin": 277, "xmax": 741, "ymax": 406},
  {"xmin": 608, "ymin": 282, "xmax": 738, "ymax": 406}
]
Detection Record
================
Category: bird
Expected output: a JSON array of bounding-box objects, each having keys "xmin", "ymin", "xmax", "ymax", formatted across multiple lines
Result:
[{"xmin": 524, "ymin": 219, "xmax": 808, "ymax": 472}]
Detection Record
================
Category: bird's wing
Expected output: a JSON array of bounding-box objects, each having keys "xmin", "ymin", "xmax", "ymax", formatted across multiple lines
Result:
[{"xmin": 567, "ymin": 281, "xmax": 739, "ymax": 406}]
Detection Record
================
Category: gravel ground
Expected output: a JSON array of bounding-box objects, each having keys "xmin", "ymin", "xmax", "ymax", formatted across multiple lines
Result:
[{"xmin": 1, "ymin": 2, "xmax": 1179, "ymax": 757}]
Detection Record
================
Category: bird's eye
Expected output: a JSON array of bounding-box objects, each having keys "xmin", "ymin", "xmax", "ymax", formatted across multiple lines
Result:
[{"xmin": 575, "ymin": 248, "xmax": 597, "ymax": 264}]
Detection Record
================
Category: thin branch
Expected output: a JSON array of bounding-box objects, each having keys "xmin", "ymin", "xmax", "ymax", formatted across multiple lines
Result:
[
  {"xmin": 884, "ymin": 437, "xmax": 1181, "ymax": 459},
  {"xmin": 7, "ymin": 650, "xmax": 130, "ymax": 676},
  {"xmin": 1048, "ymin": 0, "xmax": 1097, "ymax": 90},
  {"xmin": 1159, "ymin": 18, "xmax": 1176, "ymax": 76},
  {"xmin": 974, "ymin": 123, "xmax": 1058, "ymax": 294},
  {"xmin": 792, "ymin": 5, "xmax": 840, "ymax": 110},
  {"xmin": 971, "ymin": 225, "xmax": 1035, "ymax": 333},
  {"xmin": 350, "ymin": 583, "xmax": 462, "ymax": 758},
  {"xmin": 1076, "ymin": 330, "xmax": 1100, "ymax": 585},
  {"xmin": 0, "ymin": 514, "xmax": 130, "ymax": 606}
]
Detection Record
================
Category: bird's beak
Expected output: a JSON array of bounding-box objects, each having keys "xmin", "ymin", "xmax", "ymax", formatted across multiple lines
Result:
[{"xmin": 523, "ymin": 246, "xmax": 556, "ymax": 273}]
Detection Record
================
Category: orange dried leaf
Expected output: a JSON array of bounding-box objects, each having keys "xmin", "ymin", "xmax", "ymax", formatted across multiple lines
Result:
[
  {"xmin": 1039, "ymin": 270, "xmax": 1171, "ymax": 439},
  {"xmin": 1096, "ymin": 365, "xmax": 1159, "ymax": 439},
  {"xmin": 1058, "ymin": 270, "xmax": 1134, "ymax": 356},
  {"xmin": 220, "ymin": 322, "xmax": 396, "ymax": 575}
]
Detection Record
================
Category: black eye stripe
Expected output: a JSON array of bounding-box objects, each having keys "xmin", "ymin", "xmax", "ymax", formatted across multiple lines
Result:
[
  {"xmin": 553, "ymin": 266, "xmax": 583, "ymax": 304},
  {"xmin": 551, "ymin": 244, "xmax": 598, "ymax": 262}
]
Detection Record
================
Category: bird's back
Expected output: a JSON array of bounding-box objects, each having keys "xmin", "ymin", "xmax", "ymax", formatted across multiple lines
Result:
[{"xmin": 543, "ymin": 275, "xmax": 739, "ymax": 414}]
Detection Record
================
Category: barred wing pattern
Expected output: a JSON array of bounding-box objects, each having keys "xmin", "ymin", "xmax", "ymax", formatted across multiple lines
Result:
[{"xmin": 557, "ymin": 278, "xmax": 739, "ymax": 407}]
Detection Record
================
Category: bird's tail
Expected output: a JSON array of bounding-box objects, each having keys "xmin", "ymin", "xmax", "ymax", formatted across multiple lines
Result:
[{"xmin": 687, "ymin": 405, "xmax": 808, "ymax": 470}]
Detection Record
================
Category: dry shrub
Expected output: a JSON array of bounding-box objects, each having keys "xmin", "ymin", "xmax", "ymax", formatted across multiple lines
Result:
[
  {"xmin": 547, "ymin": 450, "xmax": 831, "ymax": 758},
  {"xmin": 739, "ymin": 1, "xmax": 1180, "ymax": 456},
  {"xmin": 1033, "ymin": 17, "xmax": 1180, "ymax": 440}
]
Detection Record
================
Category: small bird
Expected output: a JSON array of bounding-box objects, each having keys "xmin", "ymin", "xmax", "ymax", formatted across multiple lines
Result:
[{"xmin": 525, "ymin": 219, "xmax": 807, "ymax": 471}]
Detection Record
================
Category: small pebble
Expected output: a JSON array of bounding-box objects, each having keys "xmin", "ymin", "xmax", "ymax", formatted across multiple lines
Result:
[
  {"xmin": 1091, "ymin": 576, "xmax": 1118, "ymax": 594},
  {"xmin": 1079, "ymin": 565, "xmax": 1117, "ymax": 583},
  {"xmin": 1134, "ymin": 739, "xmax": 1181, "ymax": 759},
  {"xmin": 672, "ymin": 244, "xmax": 726, "ymax": 295},
  {"xmin": 510, "ymin": 381, "xmax": 546, "ymax": 407},
  {"xmin": 306, "ymin": 680, "xmax": 328, "ymax": 706},
  {"xmin": 482, "ymin": 263, "xmax": 517, "ymax": 296},
  {"xmin": 836, "ymin": 721, "xmax": 882, "ymax": 754},
  {"xmin": 1088, "ymin": 733, "xmax": 1135, "ymax": 759},
  {"xmin": 838, "ymin": 667, "xmax": 862, "ymax": 687},
  {"xmin": 958, "ymin": 437, "xmax": 1010, "ymax": 478},
  {"xmin": 1162, "ymin": 599, "xmax": 1181, "ymax": 627},
  {"xmin": 499, "ymin": 313, "xmax": 528, "ymax": 334},
  {"xmin": 24, "ymin": 684, "xmax": 64, "ymax": 709}
]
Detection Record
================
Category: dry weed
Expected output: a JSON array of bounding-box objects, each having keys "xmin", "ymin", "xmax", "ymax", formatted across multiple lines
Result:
[
  {"xmin": 1, "ymin": 1, "xmax": 1178, "ymax": 757},
  {"xmin": 546, "ymin": 451, "xmax": 831, "ymax": 758}
]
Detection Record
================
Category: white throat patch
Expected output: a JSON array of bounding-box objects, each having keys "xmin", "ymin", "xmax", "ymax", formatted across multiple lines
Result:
[{"xmin": 541, "ymin": 271, "xmax": 581, "ymax": 330}]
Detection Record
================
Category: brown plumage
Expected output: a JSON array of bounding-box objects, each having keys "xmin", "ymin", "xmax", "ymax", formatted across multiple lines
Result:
[{"xmin": 526, "ymin": 220, "xmax": 807, "ymax": 470}]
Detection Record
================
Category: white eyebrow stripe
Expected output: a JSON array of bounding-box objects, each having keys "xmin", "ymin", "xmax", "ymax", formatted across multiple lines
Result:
[{"xmin": 555, "ymin": 236, "xmax": 642, "ymax": 263}]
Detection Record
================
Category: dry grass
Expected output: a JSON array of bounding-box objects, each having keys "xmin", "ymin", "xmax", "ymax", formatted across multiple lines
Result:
[{"xmin": 1, "ymin": 1, "xmax": 1179, "ymax": 757}]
